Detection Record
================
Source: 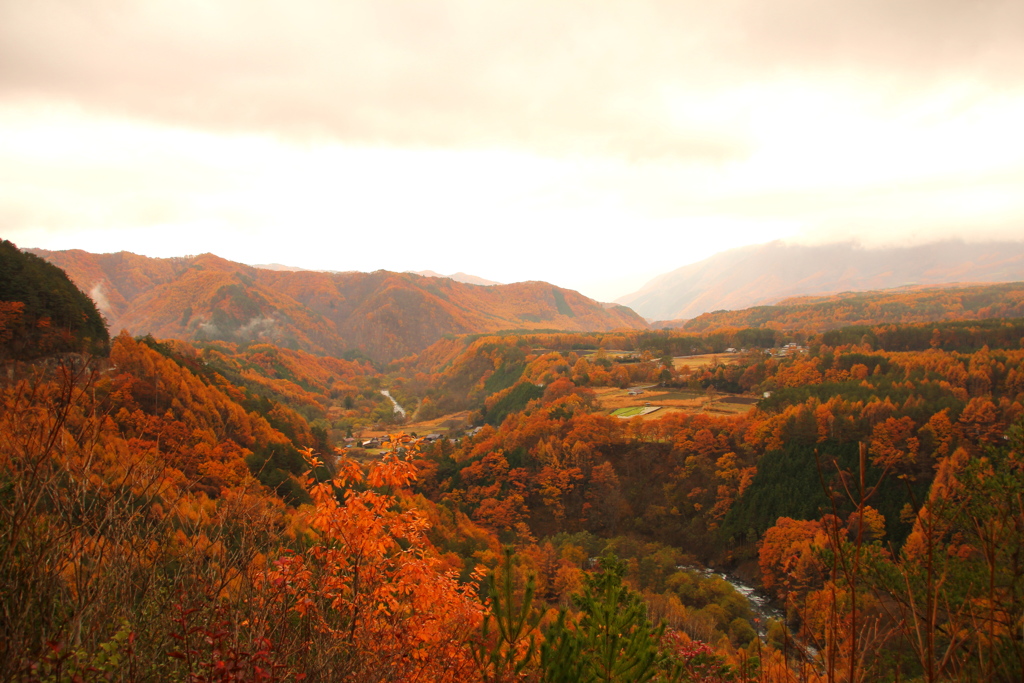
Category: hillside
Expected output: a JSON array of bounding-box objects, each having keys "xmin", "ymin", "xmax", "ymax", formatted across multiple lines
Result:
[
  {"xmin": 673, "ymin": 281, "xmax": 1024, "ymax": 333},
  {"xmin": 5, "ymin": 272, "xmax": 1024, "ymax": 678},
  {"xmin": 412, "ymin": 270, "xmax": 502, "ymax": 286},
  {"xmin": 29, "ymin": 249, "xmax": 647, "ymax": 361},
  {"xmin": 0, "ymin": 240, "xmax": 109, "ymax": 360},
  {"xmin": 617, "ymin": 240, "xmax": 1024, "ymax": 321}
]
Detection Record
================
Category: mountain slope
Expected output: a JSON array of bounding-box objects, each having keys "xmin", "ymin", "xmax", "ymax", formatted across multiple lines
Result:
[
  {"xmin": 30, "ymin": 249, "xmax": 647, "ymax": 360},
  {"xmin": 617, "ymin": 240, "xmax": 1024, "ymax": 321},
  {"xmin": 0, "ymin": 240, "xmax": 109, "ymax": 359},
  {"xmin": 412, "ymin": 270, "xmax": 502, "ymax": 286},
  {"xmin": 675, "ymin": 281, "xmax": 1024, "ymax": 333}
]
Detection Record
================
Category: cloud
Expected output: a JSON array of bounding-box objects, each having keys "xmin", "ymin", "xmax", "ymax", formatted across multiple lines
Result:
[
  {"xmin": 3, "ymin": 1, "xmax": 1024, "ymax": 301},
  {"xmin": 4, "ymin": 1, "xmax": 1021, "ymax": 160}
]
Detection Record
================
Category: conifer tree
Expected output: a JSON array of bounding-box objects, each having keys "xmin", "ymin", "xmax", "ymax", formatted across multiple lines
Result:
[
  {"xmin": 541, "ymin": 555, "xmax": 664, "ymax": 683},
  {"xmin": 472, "ymin": 546, "xmax": 541, "ymax": 682}
]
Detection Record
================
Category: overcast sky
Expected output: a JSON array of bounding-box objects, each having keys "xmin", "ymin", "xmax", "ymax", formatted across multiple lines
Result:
[{"xmin": 3, "ymin": 0, "xmax": 1024, "ymax": 301}]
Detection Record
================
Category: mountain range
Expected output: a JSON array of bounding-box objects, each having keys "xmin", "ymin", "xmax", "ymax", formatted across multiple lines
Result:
[
  {"xmin": 410, "ymin": 270, "xmax": 502, "ymax": 286},
  {"xmin": 253, "ymin": 264, "xmax": 502, "ymax": 287},
  {"xmin": 28, "ymin": 248, "xmax": 646, "ymax": 361},
  {"xmin": 617, "ymin": 240, "xmax": 1024, "ymax": 322},
  {"xmin": 675, "ymin": 281, "xmax": 1024, "ymax": 333}
]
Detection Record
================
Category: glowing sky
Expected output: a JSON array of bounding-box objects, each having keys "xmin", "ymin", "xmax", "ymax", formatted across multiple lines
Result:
[{"xmin": 3, "ymin": 0, "xmax": 1024, "ymax": 301}]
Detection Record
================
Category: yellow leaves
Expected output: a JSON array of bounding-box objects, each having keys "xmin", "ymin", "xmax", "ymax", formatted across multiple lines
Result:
[{"xmin": 846, "ymin": 505, "xmax": 886, "ymax": 542}]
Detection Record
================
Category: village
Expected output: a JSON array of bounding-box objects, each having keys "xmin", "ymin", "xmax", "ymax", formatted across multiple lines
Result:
[{"xmin": 345, "ymin": 349, "xmax": 792, "ymax": 456}]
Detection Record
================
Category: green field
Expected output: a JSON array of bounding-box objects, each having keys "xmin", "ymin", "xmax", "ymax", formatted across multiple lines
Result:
[{"xmin": 611, "ymin": 406, "xmax": 646, "ymax": 417}]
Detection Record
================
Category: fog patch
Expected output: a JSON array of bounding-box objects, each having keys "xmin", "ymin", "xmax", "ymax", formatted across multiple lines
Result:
[
  {"xmin": 194, "ymin": 313, "xmax": 296, "ymax": 348},
  {"xmin": 88, "ymin": 281, "xmax": 113, "ymax": 323},
  {"xmin": 195, "ymin": 319, "xmax": 222, "ymax": 339},
  {"xmin": 236, "ymin": 316, "xmax": 280, "ymax": 341}
]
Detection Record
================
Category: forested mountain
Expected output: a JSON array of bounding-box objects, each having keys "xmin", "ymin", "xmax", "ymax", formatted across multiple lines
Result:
[
  {"xmin": 617, "ymin": 240, "xmax": 1024, "ymax": 321},
  {"xmin": 29, "ymin": 248, "xmax": 647, "ymax": 361},
  {"xmin": 0, "ymin": 240, "xmax": 109, "ymax": 360},
  {"xmin": 671, "ymin": 281, "xmax": 1024, "ymax": 333}
]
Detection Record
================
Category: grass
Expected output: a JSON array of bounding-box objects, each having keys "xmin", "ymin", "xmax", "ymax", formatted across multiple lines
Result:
[{"xmin": 611, "ymin": 406, "xmax": 646, "ymax": 417}]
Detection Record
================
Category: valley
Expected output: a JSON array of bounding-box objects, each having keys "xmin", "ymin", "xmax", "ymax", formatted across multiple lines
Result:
[
  {"xmin": 3, "ymin": 239, "xmax": 1024, "ymax": 681},
  {"xmin": 7, "ymin": 0, "xmax": 1024, "ymax": 678}
]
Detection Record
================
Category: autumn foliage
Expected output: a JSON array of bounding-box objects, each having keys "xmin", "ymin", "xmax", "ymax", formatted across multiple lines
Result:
[{"xmin": 6, "ymin": 241, "xmax": 1024, "ymax": 681}]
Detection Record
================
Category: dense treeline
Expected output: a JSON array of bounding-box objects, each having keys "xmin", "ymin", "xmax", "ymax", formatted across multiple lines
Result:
[
  {"xmin": 0, "ymin": 353, "xmax": 764, "ymax": 680},
  {"xmin": 0, "ymin": 240, "xmax": 109, "ymax": 359}
]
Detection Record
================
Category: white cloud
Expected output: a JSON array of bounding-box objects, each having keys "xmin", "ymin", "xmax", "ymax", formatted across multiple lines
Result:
[{"xmin": 2, "ymin": 1, "xmax": 1024, "ymax": 301}]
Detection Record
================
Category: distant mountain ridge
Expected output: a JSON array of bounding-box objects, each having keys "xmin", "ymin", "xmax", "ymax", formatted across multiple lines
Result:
[
  {"xmin": 617, "ymin": 240, "xmax": 1024, "ymax": 321},
  {"xmin": 253, "ymin": 264, "xmax": 502, "ymax": 287},
  {"xmin": 411, "ymin": 270, "xmax": 502, "ymax": 286},
  {"xmin": 29, "ymin": 249, "xmax": 647, "ymax": 361},
  {"xmin": 673, "ymin": 281, "xmax": 1024, "ymax": 333}
]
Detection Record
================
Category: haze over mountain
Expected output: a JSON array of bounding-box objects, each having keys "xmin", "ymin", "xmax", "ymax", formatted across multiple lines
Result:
[
  {"xmin": 617, "ymin": 240, "xmax": 1024, "ymax": 322},
  {"xmin": 253, "ymin": 265, "xmax": 502, "ymax": 288},
  {"xmin": 411, "ymin": 271, "xmax": 503, "ymax": 287},
  {"xmin": 675, "ymin": 281, "xmax": 1024, "ymax": 334},
  {"xmin": 29, "ymin": 248, "xmax": 646, "ymax": 361}
]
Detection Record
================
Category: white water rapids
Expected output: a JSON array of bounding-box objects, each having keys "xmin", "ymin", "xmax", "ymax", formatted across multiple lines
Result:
[{"xmin": 682, "ymin": 566, "xmax": 819, "ymax": 665}]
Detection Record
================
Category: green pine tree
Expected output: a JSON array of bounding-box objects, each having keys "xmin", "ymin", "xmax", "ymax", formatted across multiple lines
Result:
[{"xmin": 541, "ymin": 555, "xmax": 665, "ymax": 683}]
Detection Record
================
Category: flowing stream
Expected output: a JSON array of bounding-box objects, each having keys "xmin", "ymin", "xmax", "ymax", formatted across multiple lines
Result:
[
  {"xmin": 380, "ymin": 390, "xmax": 406, "ymax": 419},
  {"xmin": 682, "ymin": 566, "xmax": 784, "ymax": 635},
  {"xmin": 682, "ymin": 566, "xmax": 819, "ymax": 663}
]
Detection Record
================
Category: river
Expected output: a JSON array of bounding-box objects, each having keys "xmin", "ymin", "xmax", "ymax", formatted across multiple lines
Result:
[
  {"xmin": 682, "ymin": 566, "xmax": 784, "ymax": 635},
  {"xmin": 682, "ymin": 565, "xmax": 819, "ymax": 664},
  {"xmin": 380, "ymin": 390, "xmax": 406, "ymax": 419}
]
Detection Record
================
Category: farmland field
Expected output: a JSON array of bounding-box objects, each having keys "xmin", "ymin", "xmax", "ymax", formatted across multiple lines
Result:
[
  {"xmin": 610, "ymin": 405, "xmax": 643, "ymax": 417},
  {"xmin": 611, "ymin": 406, "xmax": 662, "ymax": 418},
  {"xmin": 595, "ymin": 385, "xmax": 756, "ymax": 418},
  {"xmin": 671, "ymin": 353, "xmax": 741, "ymax": 370}
]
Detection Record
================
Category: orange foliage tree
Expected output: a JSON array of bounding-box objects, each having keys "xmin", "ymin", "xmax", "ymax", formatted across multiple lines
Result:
[{"xmin": 263, "ymin": 436, "xmax": 484, "ymax": 681}]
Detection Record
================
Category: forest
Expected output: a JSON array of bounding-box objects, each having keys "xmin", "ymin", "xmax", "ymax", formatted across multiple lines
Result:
[
  {"xmin": 3, "ymin": 242, "xmax": 1024, "ymax": 682},
  {"xmin": 676, "ymin": 282, "xmax": 1024, "ymax": 334}
]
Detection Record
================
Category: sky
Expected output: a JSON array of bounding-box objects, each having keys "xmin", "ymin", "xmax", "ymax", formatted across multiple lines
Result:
[{"xmin": 2, "ymin": 0, "xmax": 1024, "ymax": 302}]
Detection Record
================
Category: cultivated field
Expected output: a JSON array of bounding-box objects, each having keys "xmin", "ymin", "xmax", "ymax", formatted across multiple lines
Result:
[
  {"xmin": 594, "ymin": 385, "xmax": 757, "ymax": 419},
  {"xmin": 671, "ymin": 353, "xmax": 741, "ymax": 370}
]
